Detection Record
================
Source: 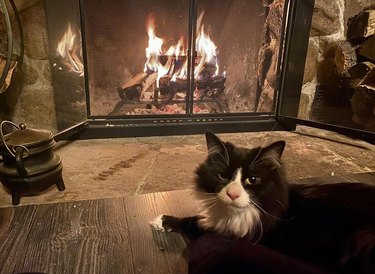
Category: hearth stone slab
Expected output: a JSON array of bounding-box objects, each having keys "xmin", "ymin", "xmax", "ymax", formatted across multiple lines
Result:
[{"xmin": 0, "ymin": 127, "xmax": 374, "ymax": 207}]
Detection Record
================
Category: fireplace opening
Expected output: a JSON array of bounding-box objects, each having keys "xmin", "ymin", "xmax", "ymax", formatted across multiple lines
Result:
[{"xmin": 81, "ymin": 0, "xmax": 283, "ymax": 117}]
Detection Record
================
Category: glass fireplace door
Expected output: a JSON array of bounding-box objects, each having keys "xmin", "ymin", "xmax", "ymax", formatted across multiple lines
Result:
[
  {"xmin": 81, "ymin": 0, "xmax": 284, "ymax": 118},
  {"xmin": 81, "ymin": 0, "xmax": 190, "ymax": 117},
  {"xmin": 192, "ymin": 1, "xmax": 267, "ymax": 114}
]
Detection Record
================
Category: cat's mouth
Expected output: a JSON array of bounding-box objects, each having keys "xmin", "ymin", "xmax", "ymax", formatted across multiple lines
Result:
[{"xmin": 226, "ymin": 201, "xmax": 249, "ymax": 210}]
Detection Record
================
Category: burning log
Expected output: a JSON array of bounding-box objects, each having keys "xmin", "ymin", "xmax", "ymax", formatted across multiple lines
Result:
[
  {"xmin": 118, "ymin": 72, "xmax": 157, "ymax": 101},
  {"xmin": 118, "ymin": 72, "xmax": 226, "ymax": 102},
  {"xmin": 159, "ymin": 77, "xmax": 187, "ymax": 91},
  {"xmin": 118, "ymin": 72, "xmax": 145, "ymax": 101},
  {"xmin": 198, "ymin": 63, "xmax": 218, "ymax": 79},
  {"xmin": 118, "ymin": 86, "xmax": 141, "ymax": 101},
  {"xmin": 196, "ymin": 75, "xmax": 226, "ymax": 90},
  {"xmin": 122, "ymin": 72, "xmax": 148, "ymax": 89},
  {"xmin": 158, "ymin": 76, "xmax": 176, "ymax": 101},
  {"xmin": 158, "ymin": 76, "xmax": 189, "ymax": 101},
  {"xmin": 194, "ymin": 75, "xmax": 226, "ymax": 101},
  {"xmin": 157, "ymin": 75, "xmax": 226, "ymax": 101}
]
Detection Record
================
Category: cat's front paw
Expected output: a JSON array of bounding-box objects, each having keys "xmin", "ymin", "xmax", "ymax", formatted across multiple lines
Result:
[
  {"xmin": 149, "ymin": 215, "xmax": 176, "ymax": 232},
  {"xmin": 150, "ymin": 215, "xmax": 167, "ymax": 231}
]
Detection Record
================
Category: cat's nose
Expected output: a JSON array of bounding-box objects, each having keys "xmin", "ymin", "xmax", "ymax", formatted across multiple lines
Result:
[{"xmin": 226, "ymin": 190, "xmax": 240, "ymax": 201}]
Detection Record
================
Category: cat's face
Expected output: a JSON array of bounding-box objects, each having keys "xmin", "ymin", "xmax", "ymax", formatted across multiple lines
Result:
[{"xmin": 195, "ymin": 132, "xmax": 289, "ymax": 238}]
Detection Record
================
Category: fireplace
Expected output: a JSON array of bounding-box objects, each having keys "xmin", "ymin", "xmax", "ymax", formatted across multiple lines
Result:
[
  {"xmin": 14, "ymin": 0, "xmax": 372, "ymax": 141},
  {"xmin": 80, "ymin": 0, "xmax": 279, "ymax": 118},
  {"xmin": 40, "ymin": 0, "xmax": 316, "ymax": 138}
]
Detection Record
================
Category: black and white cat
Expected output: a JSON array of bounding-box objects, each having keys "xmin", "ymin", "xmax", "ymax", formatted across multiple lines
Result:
[
  {"xmin": 150, "ymin": 132, "xmax": 375, "ymax": 273},
  {"xmin": 150, "ymin": 131, "xmax": 289, "ymax": 240}
]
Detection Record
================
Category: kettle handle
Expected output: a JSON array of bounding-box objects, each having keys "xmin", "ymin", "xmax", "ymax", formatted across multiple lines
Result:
[
  {"xmin": 0, "ymin": 121, "xmax": 29, "ymax": 158},
  {"xmin": 15, "ymin": 146, "xmax": 28, "ymax": 176},
  {"xmin": 0, "ymin": 120, "xmax": 20, "ymax": 157}
]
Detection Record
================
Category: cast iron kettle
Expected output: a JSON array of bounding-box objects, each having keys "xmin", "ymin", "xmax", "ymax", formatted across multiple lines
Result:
[{"xmin": 0, "ymin": 121, "xmax": 65, "ymax": 205}]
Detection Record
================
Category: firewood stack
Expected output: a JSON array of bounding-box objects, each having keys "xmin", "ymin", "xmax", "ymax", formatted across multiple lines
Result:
[{"xmin": 345, "ymin": 9, "xmax": 375, "ymax": 131}]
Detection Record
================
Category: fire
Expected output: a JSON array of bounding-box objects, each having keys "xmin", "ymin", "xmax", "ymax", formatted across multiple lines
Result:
[
  {"xmin": 144, "ymin": 23, "xmax": 163, "ymax": 73},
  {"xmin": 195, "ymin": 23, "xmax": 219, "ymax": 78},
  {"xmin": 56, "ymin": 22, "xmax": 84, "ymax": 76},
  {"xmin": 143, "ymin": 18, "xmax": 177, "ymax": 87},
  {"xmin": 143, "ymin": 11, "xmax": 219, "ymax": 86}
]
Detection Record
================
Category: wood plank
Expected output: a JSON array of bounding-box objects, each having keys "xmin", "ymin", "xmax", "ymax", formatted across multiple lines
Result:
[
  {"xmin": 124, "ymin": 190, "xmax": 197, "ymax": 274},
  {"xmin": 0, "ymin": 205, "xmax": 38, "ymax": 274},
  {"xmin": 1, "ymin": 198, "xmax": 134, "ymax": 274},
  {"xmin": 0, "ymin": 173, "xmax": 374, "ymax": 273}
]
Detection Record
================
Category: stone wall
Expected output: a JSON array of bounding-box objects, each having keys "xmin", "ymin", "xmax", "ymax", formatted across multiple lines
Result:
[
  {"xmin": 0, "ymin": 0, "xmax": 57, "ymax": 132},
  {"xmin": 298, "ymin": 0, "xmax": 374, "ymax": 121}
]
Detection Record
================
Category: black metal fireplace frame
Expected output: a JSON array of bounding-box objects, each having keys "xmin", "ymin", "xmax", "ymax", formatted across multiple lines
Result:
[
  {"xmin": 64, "ymin": 0, "xmax": 299, "ymax": 138},
  {"xmin": 53, "ymin": 0, "xmax": 374, "ymax": 144}
]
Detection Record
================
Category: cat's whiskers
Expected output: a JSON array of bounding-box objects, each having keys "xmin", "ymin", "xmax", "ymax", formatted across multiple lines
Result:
[
  {"xmin": 193, "ymin": 189, "xmax": 218, "ymax": 198},
  {"xmin": 195, "ymin": 192, "xmax": 220, "ymax": 205},
  {"xmin": 200, "ymin": 196, "xmax": 219, "ymax": 204},
  {"xmin": 250, "ymin": 154, "xmax": 281, "ymax": 170},
  {"xmin": 276, "ymin": 199, "xmax": 287, "ymax": 210},
  {"xmin": 200, "ymin": 201, "xmax": 219, "ymax": 211},
  {"xmin": 248, "ymin": 122, "xmax": 279, "ymax": 169},
  {"xmin": 253, "ymin": 219, "xmax": 264, "ymax": 244},
  {"xmin": 208, "ymin": 147, "xmax": 229, "ymax": 166},
  {"xmin": 249, "ymin": 157, "xmax": 264, "ymax": 169}
]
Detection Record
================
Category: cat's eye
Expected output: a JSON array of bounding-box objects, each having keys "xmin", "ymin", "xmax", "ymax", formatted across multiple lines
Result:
[{"xmin": 244, "ymin": 176, "xmax": 260, "ymax": 185}]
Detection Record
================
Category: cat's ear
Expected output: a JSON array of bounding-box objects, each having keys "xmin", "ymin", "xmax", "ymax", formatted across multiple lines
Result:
[
  {"xmin": 205, "ymin": 132, "xmax": 229, "ymax": 163},
  {"xmin": 261, "ymin": 141, "xmax": 285, "ymax": 159}
]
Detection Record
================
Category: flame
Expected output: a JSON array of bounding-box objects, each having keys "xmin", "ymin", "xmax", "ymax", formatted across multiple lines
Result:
[
  {"xmin": 143, "ymin": 18, "xmax": 174, "ymax": 87},
  {"xmin": 194, "ymin": 23, "xmax": 219, "ymax": 78},
  {"xmin": 143, "ymin": 11, "xmax": 220, "ymax": 87},
  {"xmin": 144, "ymin": 25, "xmax": 163, "ymax": 73},
  {"xmin": 175, "ymin": 36, "xmax": 184, "ymax": 60},
  {"xmin": 57, "ymin": 22, "xmax": 84, "ymax": 76}
]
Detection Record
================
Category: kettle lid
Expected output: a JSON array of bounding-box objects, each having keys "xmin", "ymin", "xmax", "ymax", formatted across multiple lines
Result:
[{"xmin": 1, "ymin": 122, "xmax": 53, "ymax": 147}]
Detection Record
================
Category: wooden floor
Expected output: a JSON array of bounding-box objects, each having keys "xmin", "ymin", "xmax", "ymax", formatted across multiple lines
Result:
[{"xmin": 0, "ymin": 173, "xmax": 375, "ymax": 274}]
